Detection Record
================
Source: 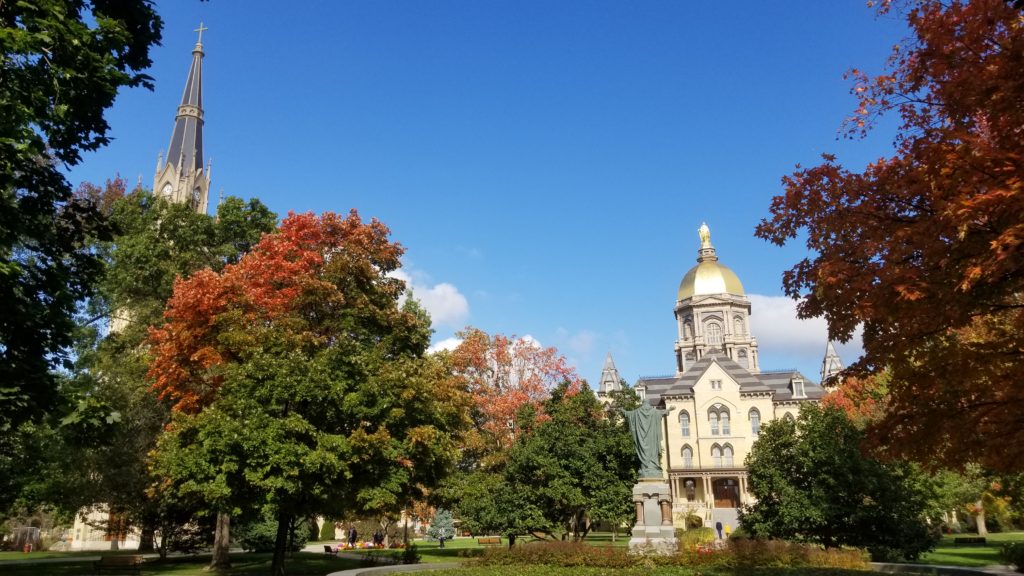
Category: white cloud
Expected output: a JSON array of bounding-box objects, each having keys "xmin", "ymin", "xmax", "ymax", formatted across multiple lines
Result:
[
  {"xmin": 390, "ymin": 269, "xmax": 470, "ymax": 328},
  {"xmin": 747, "ymin": 294, "xmax": 863, "ymax": 378},
  {"xmin": 427, "ymin": 337, "xmax": 462, "ymax": 354},
  {"xmin": 567, "ymin": 330, "xmax": 597, "ymax": 357}
]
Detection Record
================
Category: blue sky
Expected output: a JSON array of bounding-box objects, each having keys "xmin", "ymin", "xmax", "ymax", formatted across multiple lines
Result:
[{"xmin": 69, "ymin": 1, "xmax": 910, "ymax": 386}]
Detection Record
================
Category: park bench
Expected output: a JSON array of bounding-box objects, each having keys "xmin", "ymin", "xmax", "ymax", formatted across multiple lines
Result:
[
  {"xmin": 953, "ymin": 537, "xmax": 987, "ymax": 546},
  {"xmin": 323, "ymin": 545, "xmax": 338, "ymax": 557},
  {"xmin": 93, "ymin": 554, "xmax": 144, "ymax": 575},
  {"xmin": 477, "ymin": 536, "xmax": 502, "ymax": 546}
]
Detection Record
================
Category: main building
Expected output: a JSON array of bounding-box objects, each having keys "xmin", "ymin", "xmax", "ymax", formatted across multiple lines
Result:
[{"xmin": 598, "ymin": 223, "xmax": 842, "ymax": 530}]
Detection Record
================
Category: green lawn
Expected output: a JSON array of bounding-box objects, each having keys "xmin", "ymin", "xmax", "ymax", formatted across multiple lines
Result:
[
  {"xmin": 0, "ymin": 551, "xmax": 362, "ymax": 576},
  {"xmin": 913, "ymin": 531, "xmax": 1024, "ymax": 567}
]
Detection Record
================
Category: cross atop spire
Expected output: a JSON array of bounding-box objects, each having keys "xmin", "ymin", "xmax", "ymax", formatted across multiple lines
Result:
[
  {"xmin": 820, "ymin": 341, "xmax": 844, "ymax": 386},
  {"xmin": 194, "ymin": 22, "xmax": 208, "ymax": 45}
]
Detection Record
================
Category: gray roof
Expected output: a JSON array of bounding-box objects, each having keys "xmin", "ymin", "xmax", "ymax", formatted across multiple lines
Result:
[
  {"xmin": 637, "ymin": 351, "xmax": 824, "ymax": 406},
  {"xmin": 165, "ymin": 42, "xmax": 205, "ymax": 175}
]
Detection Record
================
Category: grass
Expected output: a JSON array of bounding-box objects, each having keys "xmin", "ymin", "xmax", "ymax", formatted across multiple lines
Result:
[
  {"xmin": 0, "ymin": 551, "xmax": 362, "ymax": 575},
  {"xmin": 912, "ymin": 531, "xmax": 1024, "ymax": 568}
]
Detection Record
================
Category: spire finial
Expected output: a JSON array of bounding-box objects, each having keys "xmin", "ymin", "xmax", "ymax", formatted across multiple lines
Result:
[{"xmin": 194, "ymin": 22, "xmax": 208, "ymax": 45}]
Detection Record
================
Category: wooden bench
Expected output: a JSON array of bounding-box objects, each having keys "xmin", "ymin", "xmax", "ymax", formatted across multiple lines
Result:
[
  {"xmin": 323, "ymin": 545, "xmax": 338, "ymax": 557},
  {"xmin": 953, "ymin": 537, "xmax": 987, "ymax": 546},
  {"xmin": 477, "ymin": 536, "xmax": 502, "ymax": 547},
  {"xmin": 94, "ymin": 555, "xmax": 144, "ymax": 575}
]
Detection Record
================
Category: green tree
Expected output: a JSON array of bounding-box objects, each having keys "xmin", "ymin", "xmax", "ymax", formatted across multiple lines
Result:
[
  {"xmin": 453, "ymin": 383, "xmax": 636, "ymax": 545},
  {"xmin": 426, "ymin": 508, "xmax": 455, "ymax": 542},
  {"xmin": 25, "ymin": 186, "xmax": 277, "ymax": 551},
  {"xmin": 149, "ymin": 212, "xmax": 470, "ymax": 576},
  {"xmin": 741, "ymin": 404, "xmax": 938, "ymax": 560},
  {"xmin": 0, "ymin": 0, "xmax": 161, "ymax": 432}
]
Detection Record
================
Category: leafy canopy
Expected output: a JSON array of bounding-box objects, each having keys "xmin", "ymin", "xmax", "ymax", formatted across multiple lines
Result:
[
  {"xmin": 755, "ymin": 0, "xmax": 1024, "ymax": 471},
  {"xmin": 0, "ymin": 0, "xmax": 161, "ymax": 430},
  {"xmin": 149, "ymin": 211, "xmax": 470, "ymax": 575},
  {"xmin": 741, "ymin": 404, "xmax": 938, "ymax": 561}
]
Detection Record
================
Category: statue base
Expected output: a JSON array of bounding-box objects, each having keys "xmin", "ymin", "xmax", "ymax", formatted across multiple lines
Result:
[{"xmin": 628, "ymin": 480, "xmax": 678, "ymax": 555}]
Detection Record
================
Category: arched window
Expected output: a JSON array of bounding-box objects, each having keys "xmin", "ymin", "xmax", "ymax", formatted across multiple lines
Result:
[
  {"xmin": 783, "ymin": 413, "xmax": 796, "ymax": 423},
  {"xmin": 681, "ymin": 445, "xmax": 693, "ymax": 468},
  {"xmin": 723, "ymin": 444, "xmax": 734, "ymax": 467},
  {"xmin": 709, "ymin": 412, "xmax": 719, "ymax": 435},
  {"xmin": 684, "ymin": 321, "xmax": 693, "ymax": 339},
  {"xmin": 712, "ymin": 445, "xmax": 722, "ymax": 468},
  {"xmin": 721, "ymin": 411, "xmax": 731, "ymax": 435},
  {"xmin": 706, "ymin": 322, "xmax": 723, "ymax": 346},
  {"xmin": 679, "ymin": 411, "xmax": 690, "ymax": 437},
  {"xmin": 749, "ymin": 408, "xmax": 761, "ymax": 437},
  {"xmin": 734, "ymin": 316, "xmax": 745, "ymax": 336}
]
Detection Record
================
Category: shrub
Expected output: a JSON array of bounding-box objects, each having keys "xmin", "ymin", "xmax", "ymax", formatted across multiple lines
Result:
[
  {"xmin": 236, "ymin": 514, "xmax": 309, "ymax": 552},
  {"xmin": 402, "ymin": 543, "xmax": 421, "ymax": 564},
  {"xmin": 1001, "ymin": 542, "xmax": 1024, "ymax": 573},
  {"xmin": 476, "ymin": 540, "xmax": 633, "ymax": 568},
  {"xmin": 319, "ymin": 520, "xmax": 336, "ymax": 541},
  {"xmin": 677, "ymin": 527, "xmax": 716, "ymax": 548},
  {"xmin": 686, "ymin": 514, "xmax": 703, "ymax": 529}
]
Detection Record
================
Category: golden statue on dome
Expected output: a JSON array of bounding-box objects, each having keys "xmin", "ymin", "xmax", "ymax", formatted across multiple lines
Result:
[{"xmin": 698, "ymin": 222, "xmax": 711, "ymax": 248}]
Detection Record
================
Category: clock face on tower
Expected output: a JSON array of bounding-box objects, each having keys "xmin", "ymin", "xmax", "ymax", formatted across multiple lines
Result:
[{"xmin": 162, "ymin": 183, "xmax": 173, "ymax": 198}]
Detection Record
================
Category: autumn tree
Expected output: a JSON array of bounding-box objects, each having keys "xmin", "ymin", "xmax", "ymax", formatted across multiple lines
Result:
[
  {"xmin": 149, "ymin": 211, "xmax": 469, "ymax": 576},
  {"xmin": 41, "ymin": 186, "xmax": 276, "ymax": 553},
  {"xmin": 755, "ymin": 0, "xmax": 1024, "ymax": 471},
  {"xmin": 0, "ymin": 0, "xmax": 161, "ymax": 432},
  {"xmin": 448, "ymin": 328, "xmax": 582, "ymax": 468}
]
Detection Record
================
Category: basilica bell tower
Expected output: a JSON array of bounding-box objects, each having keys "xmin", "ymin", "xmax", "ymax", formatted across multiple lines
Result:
[{"xmin": 153, "ymin": 24, "xmax": 211, "ymax": 214}]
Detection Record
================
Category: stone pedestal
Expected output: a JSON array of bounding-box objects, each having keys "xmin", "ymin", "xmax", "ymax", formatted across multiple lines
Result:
[{"xmin": 628, "ymin": 480, "xmax": 678, "ymax": 554}]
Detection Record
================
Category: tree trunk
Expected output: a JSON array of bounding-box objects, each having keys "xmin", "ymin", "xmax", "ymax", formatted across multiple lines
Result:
[
  {"xmin": 137, "ymin": 523, "xmax": 156, "ymax": 553},
  {"xmin": 271, "ymin": 511, "xmax": 292, "ymax": 576},
  {"xmin": 209, "ymin": 512, "xmax": 231, "ymax": 571},
  {"xmin": 975, "ymin": 500, "xmax": 988, "ymax": 536}
]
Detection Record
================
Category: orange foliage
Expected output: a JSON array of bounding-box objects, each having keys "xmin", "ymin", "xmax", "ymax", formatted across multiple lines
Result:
[
  {"xmin": 757, "ymin": 0, "xmax": 1024, "ymax": 471},
  {"xmin": 147, "ymin": 210, "xmax": 403, "ymax": 413},
  {"xmin": 449, "ymin": 328, "xmax": 581, "ymax": 454}
]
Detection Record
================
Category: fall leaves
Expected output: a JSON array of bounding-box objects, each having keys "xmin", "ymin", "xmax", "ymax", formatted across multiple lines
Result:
[
  {"xmin": 148, "ymin": 210, "xmax": 405, "ymax": 413},
  {"xmin": 760, "ymin": 0, "xmax": 1024, "ymax": 471}
]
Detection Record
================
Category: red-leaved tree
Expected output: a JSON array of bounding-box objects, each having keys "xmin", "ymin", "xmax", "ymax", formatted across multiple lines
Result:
[{"xmin": 756, "ymin": 0, "xmax": 1024, "ymax": 471}]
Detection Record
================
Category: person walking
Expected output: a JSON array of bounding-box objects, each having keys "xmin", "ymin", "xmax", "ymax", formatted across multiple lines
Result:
[
  {"xmin": 348, "ymin": 526, "xmax": 358, "ymax": 547},
  {"xmin": 715, "ymin": 521, "xmax": 723, "ymax": 539}
]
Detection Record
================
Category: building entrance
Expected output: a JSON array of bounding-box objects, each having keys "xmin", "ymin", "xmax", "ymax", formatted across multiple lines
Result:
[{"xmin": 712, "ymin": 478, "xmax": 740, "ymax": 508}]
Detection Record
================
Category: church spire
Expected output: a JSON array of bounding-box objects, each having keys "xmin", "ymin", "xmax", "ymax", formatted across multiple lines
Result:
[
  {"xmin": 597, "ymin": 352, "xmax": 623, "ymax": 398},
  {"xmin": 154, "ymin": 24, "xmax": 210, "ymax": 213},
  {"xmin": 820, "ymin": 341, "xmax": 844, "ymax": 386}
]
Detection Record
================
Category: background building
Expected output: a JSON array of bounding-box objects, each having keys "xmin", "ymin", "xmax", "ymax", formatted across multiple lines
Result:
[{"xmin": 608, "ymin": 224, "xmax": 836, "ymax": 532}]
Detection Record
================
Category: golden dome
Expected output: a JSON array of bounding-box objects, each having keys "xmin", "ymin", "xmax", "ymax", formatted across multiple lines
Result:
[
  {"xmin": 677, "ymin": 261, "xmax": 745, "ymax": 300},
  {"xmin": 677, "ymin": 222, "xmax": 745, "ymax": 300}
]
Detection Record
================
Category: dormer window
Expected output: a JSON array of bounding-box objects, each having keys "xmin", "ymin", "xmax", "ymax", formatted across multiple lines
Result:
[
  {"xmin": 791, "ymin": 378, "xmax": 806, "ymax": 398},
  {"xmin": 710, "ymin": 379, "xmax": 722, "ymax": 390}
]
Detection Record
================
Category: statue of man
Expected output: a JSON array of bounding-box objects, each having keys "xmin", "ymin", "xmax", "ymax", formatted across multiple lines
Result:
[{"xmin": 622, "ymin": 403, "xmax": 669, "ymax": 479}]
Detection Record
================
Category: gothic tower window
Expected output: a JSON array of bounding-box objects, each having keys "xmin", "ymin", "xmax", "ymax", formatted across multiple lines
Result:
[
  {"xmin": 721, "ymin": 411, "xmax": 731, "ymax": 435},
  {"xmin": 712, "ymin": 444, "xmax": 722, "ymax": 467},
  {"xmin": 734, "ymin": 315, "xmax": 745, "ymax": 335},
  {"xmin": 723, "ymin": 444, "xmax": 734, "ymax": 466},
  {"xmin": 709, "ymin": 412, "xmax": 719, "ymax": 435}
]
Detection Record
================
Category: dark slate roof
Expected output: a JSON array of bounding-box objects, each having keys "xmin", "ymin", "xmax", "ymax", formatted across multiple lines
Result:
[
  {"xmin": 636, "ymin": 351, "xmax": 824, "ymax": 406},
  {"xmin": 166, "ymin": 43, "xmax": 205, "ymax": 174}
]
